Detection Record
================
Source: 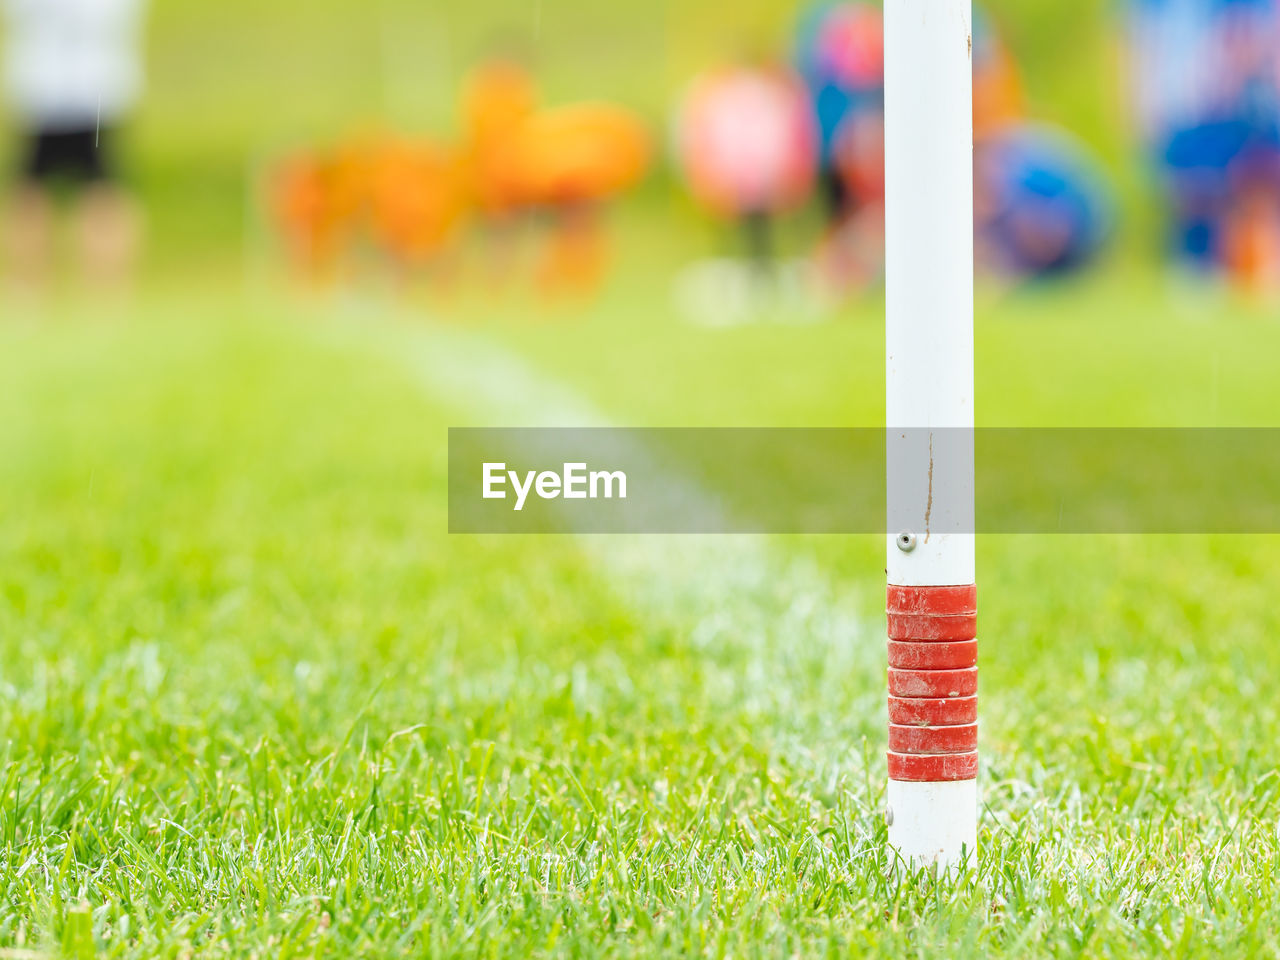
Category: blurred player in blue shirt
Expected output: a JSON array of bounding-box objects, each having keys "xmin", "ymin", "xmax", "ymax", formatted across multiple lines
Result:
[
  {"xmin": 1131, "ymin": 0, "xmax": 1280, "ymax": 289},
  {"xmin": 795, "ymin": 3, "xmax": 1111, "ymax": 289}
]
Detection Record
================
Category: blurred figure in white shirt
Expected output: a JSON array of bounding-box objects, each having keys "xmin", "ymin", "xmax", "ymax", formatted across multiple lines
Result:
[{"xmin": 3, "ymin": 0, "xmax": 146, "ymax": 293}]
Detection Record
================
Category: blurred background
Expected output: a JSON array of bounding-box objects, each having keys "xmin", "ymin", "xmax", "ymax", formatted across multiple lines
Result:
[{"xmin": 4, "ymin": 0, "xmax": 1274, "ymax": 310}]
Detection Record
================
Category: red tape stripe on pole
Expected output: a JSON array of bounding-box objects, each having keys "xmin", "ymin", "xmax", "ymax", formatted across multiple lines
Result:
[{"xmin": 886, "ymin": 584, "xmax": 978, "ymax": 782}]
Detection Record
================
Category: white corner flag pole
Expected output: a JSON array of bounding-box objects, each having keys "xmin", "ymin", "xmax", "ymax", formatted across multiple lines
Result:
[{"xmin": 884, "ymin": 0, "xmax": 977, "ymax": 868}]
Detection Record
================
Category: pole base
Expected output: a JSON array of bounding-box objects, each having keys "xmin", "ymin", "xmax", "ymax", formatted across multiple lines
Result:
[{"xmin": 886, "ymin": 778, "xmax": 977, "ymax": 869}]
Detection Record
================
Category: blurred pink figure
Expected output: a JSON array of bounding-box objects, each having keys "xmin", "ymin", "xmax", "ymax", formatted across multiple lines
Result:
[
  {"xmin": 676, "ymin": 65, "xmax": 818, "ymax": 266},
  {"xmin": 3, "ymin": 0, "xmax": 146, "ymax": 295}
]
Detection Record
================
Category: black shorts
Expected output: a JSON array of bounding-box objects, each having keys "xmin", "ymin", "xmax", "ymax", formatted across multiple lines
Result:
[{"xmin": 20, "ymin": 126, "xmax": 116, "ymax": 186}]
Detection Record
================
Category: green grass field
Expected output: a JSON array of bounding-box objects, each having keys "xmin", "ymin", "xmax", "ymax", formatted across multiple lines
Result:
[
  {"xmin": 3, "ymin": 0, "xmax": 1280, "ymax": 954},
  {"xmin": 2, "ymin": 271, "xmax": 1279, "ymax": 957}
]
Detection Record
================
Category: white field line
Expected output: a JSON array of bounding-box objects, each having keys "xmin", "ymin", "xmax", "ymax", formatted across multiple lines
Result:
[{"xmin": 312, "ymin": 314, "xmax": 882, "ymax": 745}]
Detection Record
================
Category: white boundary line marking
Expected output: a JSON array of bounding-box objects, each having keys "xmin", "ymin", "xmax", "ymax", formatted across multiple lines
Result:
[{"xmin": 309, "ymin": 314, "xmax": 883, "ymax": 764}]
